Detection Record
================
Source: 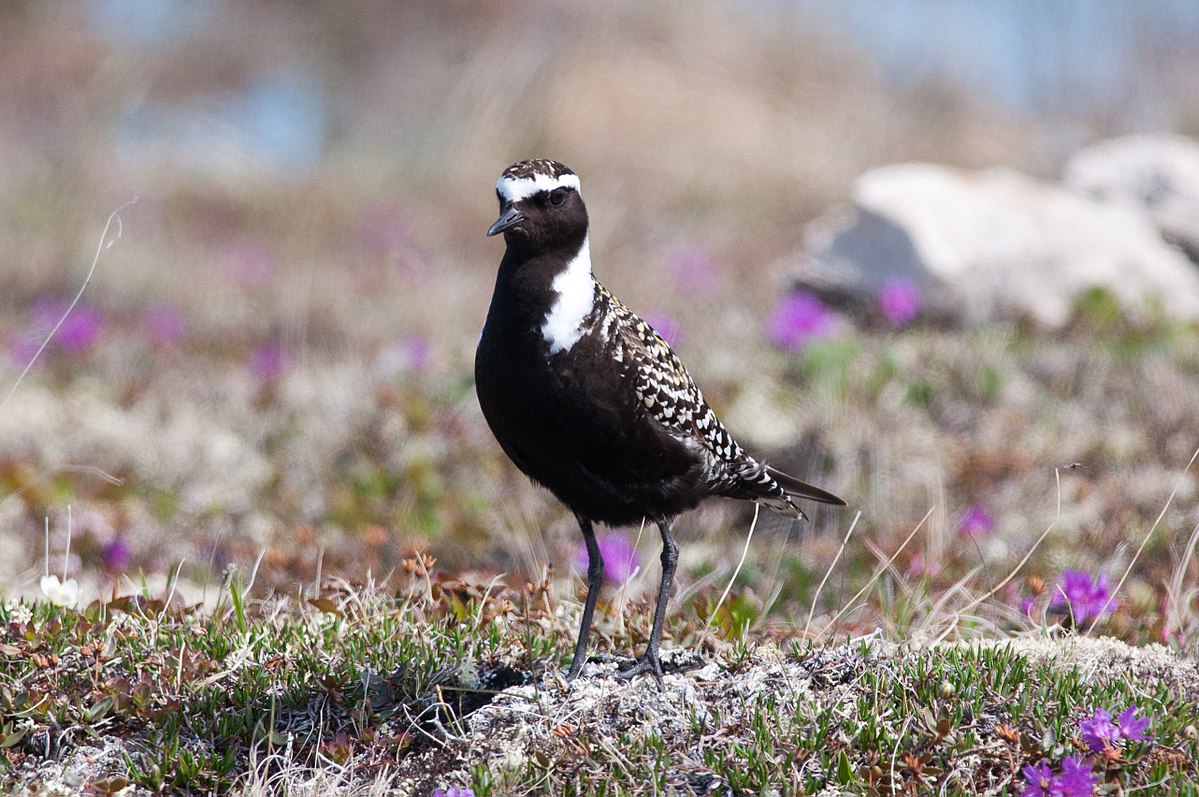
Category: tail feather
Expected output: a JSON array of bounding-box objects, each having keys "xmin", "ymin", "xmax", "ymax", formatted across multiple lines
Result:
[
  {"xmin": 766, "ymin": 466, "xmax": 846, "ymax": 507},
  {"xmin": 716, "ymin": 460, "xmax": 846, "ymax": 520}
]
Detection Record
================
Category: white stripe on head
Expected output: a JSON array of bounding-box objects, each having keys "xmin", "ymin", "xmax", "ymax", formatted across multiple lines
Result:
[
  {"xmin": 541, "ymin": 234, "xmax": 594, "ymax": 354},
  {"xmin": 497, "ymin": 171, "xmax": 582, "ymax": 204}
]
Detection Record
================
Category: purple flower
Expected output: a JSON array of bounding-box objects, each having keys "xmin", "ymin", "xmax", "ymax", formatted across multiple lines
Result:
[
  {"xmin": 1049, "ymin": 569, "xmax": 1117, "ymax": 623},
  {"xmin": 102, "ymin": 537, "xmax": 132, "ymax": 570},
  {"xmin": 643, "ymin": 313, "xmax": 682, "ymax": 347},
  {"xmin": 1080, "ymin": 706, "xmax": 1151, "ymax": 754},
  {"xmin": 431, "ymin": 788, "xmax": 474, "ymax": 797},
  {"xmin": 958, "ymin": 506, "xmax": 995, "ymax": 539},
  {"xmin": 669, "ymin": 246, "xmax": 719, "ymax": 295},
  {"xmin": 1112, "ymin": 704, "xmax": 1151, "ymax": 743},
  {"xmin": 57, "ymin": 305, "xmax": 104, "ymax": 352},
  {"xmin": 248, "ymin": 343, "xmax": 292, "ymax": 381},
  {"xmin": 878, "ymin": 278, "xmax": 922, "ymax": 326},
  {"xmin": 400, "ymin": 335, "xmax": 430, "ymax": 370},
  {"xmin": 767, "ymin": 291, "xmax": 836, "ymax": 351},
  {"xmin": 1023, "ymin": 757, "xmax": 1098, "ymax": 797},
  {"xmin": 1055, "ymin": 755, "xmax": 1098, "ymax": 796},
  {"xmin": 906, "ymin": 551, "xmax": 940, "ymax": 579},
  {"xmin": 28, "ymin": 296, "xmax": 104, "ymax": 352},
  {"xmin": 1116, "ymin": 707, "xmax": 1151, "ymax": 741},
  {"xmin": 576, "ymin": 532, "xmax": 640, "ymax": 585},
  {"xmin": 1020, "ymin": 761, "xmax": 1055, "ymax": 797},
  {"xmin": 1079, "ymin": 709, "xmax": 1118, "ymax": 754},
  {"xmin": 8, "ymin": 335, "xmax": 40, "ymax": 367},
  {"xmin": 145, "ymin": 305, "xmax": 185, "ymax": 347},
  {"xmin": 30, "ymin": 296, "xmax": 68, "ymax": 327},
  {"xmin": 1020, "ymin": 596, "xmax": 1037, "ymax": 616}
]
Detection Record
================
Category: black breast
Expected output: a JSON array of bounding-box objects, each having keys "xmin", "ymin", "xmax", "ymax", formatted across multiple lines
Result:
[{"xmin": 475, "ymin": 294, "xmax": 709, "ymax": 525}]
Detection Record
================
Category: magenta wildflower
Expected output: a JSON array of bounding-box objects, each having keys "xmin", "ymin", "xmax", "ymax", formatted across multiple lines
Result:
[
  {"xmin": 958, "ymin": 505, "xmax": 995, "ymax": 539},
  {"xmin": 1022, "ymin": 756, "xmax": 1098, "ymax": 797},
  {"xmin": 1020, "ymin": 761, "xmax": 1055, "ymax": 797},
  {"xmin": 1020, "ymin": 596, "xmax": 1037, "ymax": 616},
  {"xmin": 1080, "ymin": 706, "xmax": 1151, "ymax": 754},
  {"xmin": 1079, "ymin": 708, "xmax": 1119, "ymax": 754},
  {"xmin": 101, "ymin": 537, "xmax": 132, "ymax": 570},
  {"xmin": 1049, "ymin": 569, "xmax": 1117, "ymax": 623},
  {"xmin": 8, "ymin": 336, "xmax": 39, "ymax": 367},
  {"xmin": 643, "ymin": 313, "xmax": 682, "ymax": 347},
  {"xmin": 28, "ymin": 296, "xmax": 104, "ymax": 353},
  {"xmin": 1116, "ymin": 707, "xmax": 1151, "ymax": 741},
  {"xmin": 1055, "ymin": 755, "xmax": 1098, "ymax": 796},
  {"xmin": 248, "ymin": 343, "xmax": 292, "ymax": 381},
  {"xmin": 145, "ymin": 305, "xmax": 186, "ymax": 347},
  {"xmin": 906, "ymin": 551, "xmax": 940, "ymax": 579},
  {"xmin": 878, "ymin": 278, "xmax": 922, "ymax": 326},
  {"xmin": 57, "ymin": 305, "xmax": 104, "ymax": 352},
  {"xmin": 401, "ymin": 335, "xmax": 431, "ymax": 370},
  {"xmin": 576, "ymin": 532, "xmax": 640, "ymax": 585},
  {"xmin": 767, "ymin": 291, "xmax": 835, "ymax": 351},
  {"xmin": 30, "ymin": 296, "xmax": 68, "ymax": 327}
]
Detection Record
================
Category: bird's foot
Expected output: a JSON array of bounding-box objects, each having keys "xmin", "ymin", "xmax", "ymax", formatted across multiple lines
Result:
[
  {"xmin": 563, "ymin": 652, "xmax": 623, "ymax": 683},
  {"xmin": 615, "ymin": 650, "xmax": 665, "ymax": 691}
]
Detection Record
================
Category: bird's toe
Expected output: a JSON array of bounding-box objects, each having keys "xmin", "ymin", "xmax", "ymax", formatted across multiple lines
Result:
[{"xmin": 615, "ymin": 652, "xmax": 665, "ymax": 691}]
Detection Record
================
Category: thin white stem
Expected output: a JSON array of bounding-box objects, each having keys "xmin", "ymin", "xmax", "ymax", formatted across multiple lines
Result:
[
  {"xmin": 63, "ymin": 505, "xmax": 72, "ymax": 578},
  {"xmin": 805, "ymin": 512, "xmax": 862, "ymax": 639},
  {"xmin": 0, "ymin": 199, "xmax": 135, "ymax": 417},
  {"xmin": 821, "ymin": 506, "xmax": 933, "ymax": 637},
  {"xmin": 946, "ymin": 465, "xmax": 1066, "ymax": 628},
  {"xmin": 1086, "ymin": 443, "xmax": 1199, "ymax": 635}
]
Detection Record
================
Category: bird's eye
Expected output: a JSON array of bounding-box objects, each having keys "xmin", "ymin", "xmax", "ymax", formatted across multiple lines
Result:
[{"xmin": 549, "ymin": 187, "xmax": 569, "ymax": 206}]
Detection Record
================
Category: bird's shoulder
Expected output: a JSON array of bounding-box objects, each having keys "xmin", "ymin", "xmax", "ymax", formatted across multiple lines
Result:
[{"xmin": 597, "ymin": 286, "xmax": 745, "ymax": 465}]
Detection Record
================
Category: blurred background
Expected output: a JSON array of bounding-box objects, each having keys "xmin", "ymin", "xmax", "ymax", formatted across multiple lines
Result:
[{"xmin": 1, "ymin": 0, "xmax": 1197, "ymax": 641}]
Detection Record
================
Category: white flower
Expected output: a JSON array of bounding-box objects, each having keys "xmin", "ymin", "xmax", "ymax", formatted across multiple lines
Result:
[
  {"xmin": 39, "ymin": 575, "xmax": 79, "ymax": 608},
  {"xmin": 5, "ymin": 601, "xmax": 32, "ymax": 624}
]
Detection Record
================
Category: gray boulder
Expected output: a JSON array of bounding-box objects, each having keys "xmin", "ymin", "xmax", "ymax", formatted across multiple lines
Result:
[{"xmin": 803, "ymin": 163, "xmax": 1199, "ymax": 327}]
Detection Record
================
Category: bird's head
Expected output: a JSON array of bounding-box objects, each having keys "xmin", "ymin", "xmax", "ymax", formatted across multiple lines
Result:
[{"xmin": 488, "ymin": 159, "xmax": 587, "ymax": 251}]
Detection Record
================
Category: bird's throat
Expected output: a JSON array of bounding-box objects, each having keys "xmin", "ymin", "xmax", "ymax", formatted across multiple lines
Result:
[{"xmin": 540, "ymin": 234, "xmax": 595, "ymax": 354}]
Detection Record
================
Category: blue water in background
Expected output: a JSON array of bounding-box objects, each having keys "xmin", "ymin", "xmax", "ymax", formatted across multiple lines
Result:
[
  {"xmin": 92, "ymin": 0, "xmax": 1199, "ymax": 175},
  {"xmin": 788, "ymin": 0, "xmax": 1199, "ymax": 128},
  {"xmin": 94, "ymin": 0, "xmax": 328, "ymax": 174}
]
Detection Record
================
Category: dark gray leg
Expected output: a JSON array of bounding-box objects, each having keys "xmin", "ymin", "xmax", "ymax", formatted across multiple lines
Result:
[
  {"xmin": 616, "ymin": 519, "xmax": 678, "ymax": 690},
  {"xmin": 566, "ymin": 515, "xmax": 604, "ymax": 680}
]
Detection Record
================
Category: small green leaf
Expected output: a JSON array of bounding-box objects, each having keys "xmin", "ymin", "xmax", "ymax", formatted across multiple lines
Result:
[
  {"xmin": 836, "ymin": 750, "xmax": 853, "ymax": 785},
  {"xmin": 87, "ymin": 695, "xmax": 114, "ymax": 722},
  {"xmin": 1, "ymin": 726, "xmax": 28, "ymax": 749}
]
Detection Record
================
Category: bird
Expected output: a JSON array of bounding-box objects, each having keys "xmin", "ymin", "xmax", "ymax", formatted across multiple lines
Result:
[{"xmin": 475, "ymin": 158, "xmax": 846, "ymax": 687}]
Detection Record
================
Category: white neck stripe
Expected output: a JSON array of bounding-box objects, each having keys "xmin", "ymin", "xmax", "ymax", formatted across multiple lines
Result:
[
  {"xmin": 540, "ymin": 234, "xmax": 594, "ymax": 354},
  {"xmin": 498, "ymin": 172, "xmax": 582, "ymax": 203}
]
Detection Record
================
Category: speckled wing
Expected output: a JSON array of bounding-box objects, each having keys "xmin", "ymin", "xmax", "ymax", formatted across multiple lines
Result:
[
  {"xmin": 603, "ymin": 293, "xmax": 770, "ymax": 481},
  {"xmin": 603, "ymin": 289, "xmax": 843, "ymax": 518}
]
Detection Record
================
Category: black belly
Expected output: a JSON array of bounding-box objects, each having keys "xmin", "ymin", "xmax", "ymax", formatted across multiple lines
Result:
[{"xmin": 475, "ymin": 331, "xmax": 706, "ymax": 525}]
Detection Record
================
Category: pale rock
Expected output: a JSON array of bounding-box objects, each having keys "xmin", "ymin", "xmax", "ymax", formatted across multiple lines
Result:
[
  {"xmin": 1064, "ymin": 134, "xmax": 1199, "ymax": 263},
  {"xmin": 804, "ymin": 163, "xmax": 1199, "ymax": 326}
]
